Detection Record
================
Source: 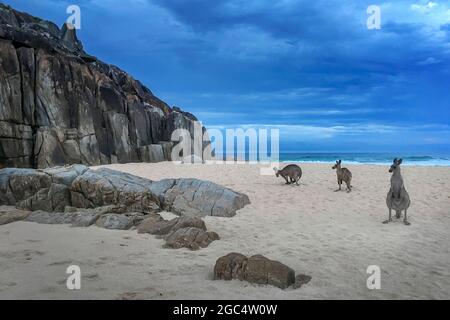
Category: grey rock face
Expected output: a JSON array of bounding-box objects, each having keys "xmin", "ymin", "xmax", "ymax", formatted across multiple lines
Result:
[
  {"xmin": 70, "ymin": 168, "xmax": 161, "ymax": 213},
  {"xmin": 95, "ymin": 213, "xmax": 143, "ymax": 230},
  {"xmin": 139, "ymin": 144, "xmax": 165, "ymax": 163},
  {"xmin": 0, "ymin": 3, "xmax": 209, "ymax": 168},
  {"xmin": 0, "ymin": 167, "xmax": 250, "ymax": 221},
  {"xmin": 0, "ymin": 165, "xmax": 86, "ymax": 211},
  {"xmin": 214, "ymin": 253, "xmax": 301, "ymax": 289},
  {"xmin": 162, "ymin": 179, "xmax": 251, "ymax": 217}
]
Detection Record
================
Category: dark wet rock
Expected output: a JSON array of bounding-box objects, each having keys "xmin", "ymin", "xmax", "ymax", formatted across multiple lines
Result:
[
  {"xmin": 0, "ymin": 3, "xmax": 209, "ymax": 168},
  {"xmin": 214, "ymin": 253, "xmax": 300, "ymax": 289},
  {"xmin": 163, "ymin": 227, "xmax": 219, "ymax": 250}
]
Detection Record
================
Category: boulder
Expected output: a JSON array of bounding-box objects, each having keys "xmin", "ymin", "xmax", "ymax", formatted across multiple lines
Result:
[
  {"xmin": 136, "ymin": 214, "xmax": 206, "ymax": 235},
  {"xmin": 136, "ymin": 213, "xmax": 164, "ymax": 234},
  {"xmin": 245, "ymin": 255, "xmax": 295, "ymax": 289},
  {"xmin": 16, "ymin": 183, "xmax": 71, "ymax": 212},
  {"xmin": 70, "ymin": 168, "xmax": 160, "ymax": 213},
  {"xmin": 0, "ymin": 167, "xmax": 250, "ymax": 220},
  {"xmin": 137, "ymin": 218, "xmax": 177, "ymax": 235},
  {"xmin": 0, "ymin": 165, "xmax": 86, "ymax": 211},
  {"xmin": 162, "ymin": 179, "xmax": 250, "ymax": 217},
  {"xmin": 214, "ymin": 253, "xmax": 301, "ymax": 289},
  {"xmin": 214, "ymin": 253, "xmax": 248, "ymax": 281},
  {"xmin": 0, "ymin": 167, "xmax": 52, "ymax": 205},
  {"xmin": 163, "ymin": 227, "xmax": 219, "ymax": 250}
]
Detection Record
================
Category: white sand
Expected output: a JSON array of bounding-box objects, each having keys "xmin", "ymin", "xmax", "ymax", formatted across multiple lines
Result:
[{"xmin": 0, "ymin": 162, "xmax": 449, "ymax": 299}]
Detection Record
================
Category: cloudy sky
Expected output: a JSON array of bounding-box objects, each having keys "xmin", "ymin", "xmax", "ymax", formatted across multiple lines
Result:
[{"xmin": 6, "ymin": 0, "xmax": 450, "ymax": 153}]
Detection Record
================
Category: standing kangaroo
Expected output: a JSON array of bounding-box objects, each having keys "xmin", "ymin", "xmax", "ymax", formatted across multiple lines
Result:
[
  {"xmin": 384, "ymin": 158, "xmax": 411, "ymax": 225},
  {"xmin": 332, "ymin": 160, "xmax": 352, "ymax": 192}
]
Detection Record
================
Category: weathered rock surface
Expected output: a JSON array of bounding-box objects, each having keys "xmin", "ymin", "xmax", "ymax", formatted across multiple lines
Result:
[
  {"xmin": 0, "ymin": 3, "xmax": 209, "ymax": 168},
  {"xmin": 25, "ymin": 210, "xmax": 100, "ymax": 227},
  {"xmin": 0, "ymin": 206, "xmax": 30, "ymax": 225},
  {"xmin": 0, "ymin": 167, "xmax": 250, "ymax": 218},
  {"xmin": 164, "ymin": 227, "xmax": 219, "ymax": 250},
  {"xmin": 95, "ymin": 212, "xmax": 144, "ymax": 230},
  {"xmin": 137, "ymin": 214, "xmax": 206, "ymax": 235},
  {"xmin": 214, "ymin": 253, "xmax": 302, "ymax": 289},
  {"xmin": 70, "ymin": 168, "xmax": 160, "ymax": 213},
  {"xmin": 159, "ymin": 178, "xmax": 251, "ymax": 217},
  {"xmin": 0, "ymin": 165, "xmax": 85, "ymax": 211}
]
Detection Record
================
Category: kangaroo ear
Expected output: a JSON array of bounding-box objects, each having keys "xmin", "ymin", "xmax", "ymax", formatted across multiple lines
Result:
[
  {"xmin": 393, "ymin": 158, "xmax": 398, "ymax": 164},
  {"xmin": 398, "ymin": 159, "xmax": 403, "ymax": 165},
  {"xmin": 339, "ymin": 160, "xmax": 342, "ymax": 164},
  {"xmin": 273, "ymin": 167, "xmax": 278, "ymax": 172}
]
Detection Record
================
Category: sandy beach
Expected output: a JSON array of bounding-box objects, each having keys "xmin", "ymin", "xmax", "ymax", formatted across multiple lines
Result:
[{"xmin": 0, "ymin": 162, "xmax": 449, "ymax": 299}]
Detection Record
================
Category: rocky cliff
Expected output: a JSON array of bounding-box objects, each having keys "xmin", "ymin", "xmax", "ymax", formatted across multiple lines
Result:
[{"xmin": 0, "ymin": 3, "xmax": 207, "ymax": 168}]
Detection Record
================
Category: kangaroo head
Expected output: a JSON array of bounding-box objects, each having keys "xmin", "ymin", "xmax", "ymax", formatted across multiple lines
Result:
[
  {"xmin": 273, "ymin": 167, "xmax": 280, "ymax": 177},
  {"xmin": 332, "ymin": 160, "xmax": 342, "ymax": 170},
  {"xmin": 389, "ymin": 158, "xmax": 403, "ymax": 173}
]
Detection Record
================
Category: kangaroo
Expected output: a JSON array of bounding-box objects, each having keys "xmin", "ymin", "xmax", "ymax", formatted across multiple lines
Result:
[
  {"xmin": 274, "ymin": 164, "xmax": 302, "ymax": 186},
  {"xmin": 332, "ymin": 160, "xmax": 352, "ymax": 192},
  {"xmin": 384, "ymin": 158, "xmax": 411, "ymax": 225}
]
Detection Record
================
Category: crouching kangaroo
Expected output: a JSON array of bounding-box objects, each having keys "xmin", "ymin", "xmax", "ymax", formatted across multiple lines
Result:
[
  {"xmin": 332, "ymin": 160, "xmax": 352, "ymax": 192},
  {"xmin": 274, "ymin": 164, "xmax": 302, "ymax": 186},
  {"xmin": 384, "ymin": 158, "xmax": 411, "ymax": 225}
]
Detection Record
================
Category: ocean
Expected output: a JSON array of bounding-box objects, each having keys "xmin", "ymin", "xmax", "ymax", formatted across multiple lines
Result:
[
  {"xmin": 278, "ymin": 153, "xmax": 450, "ymax": 166},
  {"xmin": 225, "ymin": 153, "xmax": 450, "ymax": 166}
]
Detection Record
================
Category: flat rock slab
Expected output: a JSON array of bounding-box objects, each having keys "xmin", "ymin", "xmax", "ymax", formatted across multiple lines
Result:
[
  {"xmin": 95, "ymin": 213, "xmax": 144, "ymax": 230},
  {"xmin": 0, "ymin": 206, "xmax": 30, "ymax": 225},
  {"xmin": 214, "ymin": 253, "xmax": 306, "ymax": 289},
  {"xmin": 25, "ymin": 210, "xmax": 100, "ymax": 227}
]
